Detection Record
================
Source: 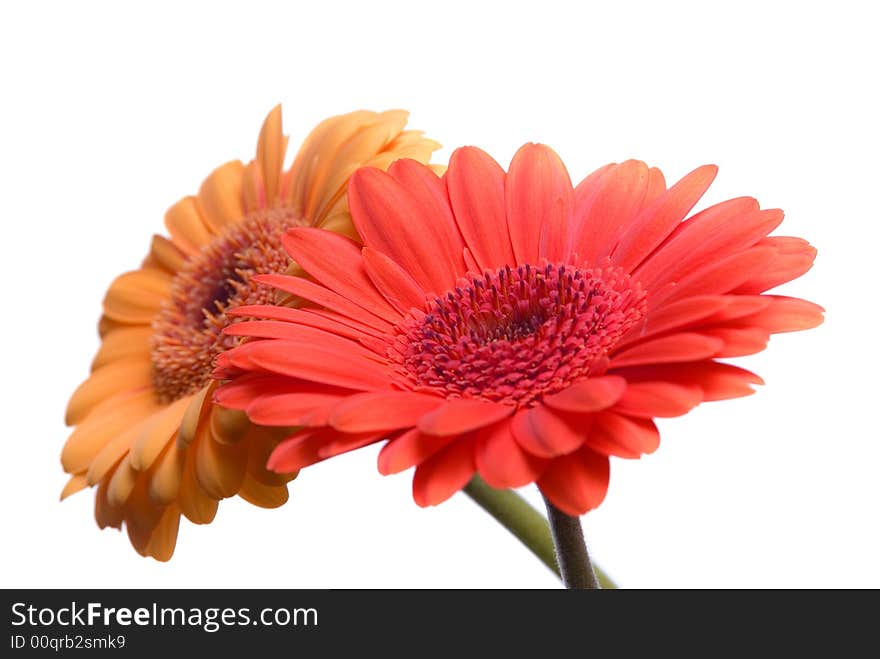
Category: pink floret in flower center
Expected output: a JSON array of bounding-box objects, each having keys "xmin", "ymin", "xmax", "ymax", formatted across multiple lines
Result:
[{"xmin": 390, "ymin": 261, "xmax": 647, "ymax": 407}]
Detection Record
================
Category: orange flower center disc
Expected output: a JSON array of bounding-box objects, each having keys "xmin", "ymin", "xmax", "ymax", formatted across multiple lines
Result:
[
  {"xmin": 151, "ymin": 208, "xmax": 303, "ymax": 402},
  {"xmin": 392, "ymin": 262, "xmax": 647, "ymax": 407}
]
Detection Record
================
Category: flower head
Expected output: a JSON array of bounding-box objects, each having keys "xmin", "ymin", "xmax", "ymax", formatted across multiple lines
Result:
[
  {"xmin": 216, "ymin": 145, "xmax": 822, "ymax": 515},
  {"xmin": 62, "ymin": 106, "xmax": 439, "ymax": 559}
]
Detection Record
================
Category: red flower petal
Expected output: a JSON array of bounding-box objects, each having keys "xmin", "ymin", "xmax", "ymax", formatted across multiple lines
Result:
[
  {"xmin": 475, "ymin": 420, "xmax": 548, "ymax": 489},
  {"xmin": 611, "ymin": 361, "xmax": 764, "ymax": 402},
  {"xmin": 635, "ymin": 199, "xmax": 783, "ymax": 289},
  {"xmin": 572, "ymin": 164, "xmax": 614, "ymax": 232},
  {"xmin": 252, "ymin": 273, "xmax": 393, "ymax": 333},
  {"xmin": 246, "ymin": 392, "xmax": 343, "ymax": 426},
  {"xmin": 573, "ymin": 160, "xmax": 652, "ymax": 265},
  {"xmin": 588, "ymin": 413, "xmax": 660, "ymax": 458},
  {"xmin": 616, "ymin": 295, "xmax": 730, "ymax": 349},
  {"xmin": 412, "ymin": 436, "xmax": 477, "ymax": 506},
  {"xmin": 704, "ymin": 327, "xmax": 770, "ymax": 357},
  {"xmin": 542, "ymin": 375, "xmax": 627, "ymax": 413},
  {"xmin": 318, "ymin": 431, "xmax": 386, "ymax": 460},
  {"xmin": 230, "ymin": 338, "xmax": 390, "ymax": 391},
  {"xmin": 739, "ymin": 296, "xmax": 825, "ymax": 333},
  {"xmin": 225, "ymin": 313, "xmax": 378, "ymax": 345},
  {"xmin": 329, "ymin": 391, "xmax": 444, "ymax": 433},
  {"xmin": 377, "ymin": 428, "xmax": 458, "ymax": 475},
  {"xmin": 281, "ymin": 227, "xmax": 400, "ymax": 323},
  {"xmin": 537, "ymin": 447, "xmax": 610, "ymax": 516},
  {"xmin": 267, "ymin": 430, "xmax": 325, "ymax": 472},
  {"xmin": 610, "ymin": 333, "xmax": 724, "ymax": 368},
  {"xmin": 361, "ymin": 246, "xmax": 427, "ymax": 314},
  {"xmin": 417, "ymin": 399, "xmax": 514, "ymax": 436},
  {"xmin": 510, "ymin": 406, "xmax": 588, "ymax": 458},
  {"xmin": 612, "ymin": 382, "xmax": 703, "ymax": 418},
  {"xmin": 651, "ymin": 246, "xmax": 778, "ymax": 306},
  {"xmin": 446, "ymin": 146, "xmax": 515, "ymax": 272},
  {"xmin": 348, "ymin": 166, "xmax": 465, "ymax": 294},
  {"xmin": 227, "ymin": 304, "xmax": 376, "ymax": 346},
  {"xmin": 612, "ymin": 164, "xmax": 718, "ymax": 272},
  {"xmin": 505, "ymin": 143, "xmax": 574, "ymax": 264},
  {"xmin": 734, "ymin": 237, "xmax": 817, "ymax": 294},
  {"xmin": 213, "ymin": 373, "xmax": 296, "ymax": 410}
]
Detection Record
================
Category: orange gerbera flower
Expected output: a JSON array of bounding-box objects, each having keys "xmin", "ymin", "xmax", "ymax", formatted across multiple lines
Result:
[
  {"xmin": 215, "ymin": 145, "xmax": 822, "ymax": 515},
  {"xmin": 62, "ymin": 106, "xmax": 439, "ymax": 560}
]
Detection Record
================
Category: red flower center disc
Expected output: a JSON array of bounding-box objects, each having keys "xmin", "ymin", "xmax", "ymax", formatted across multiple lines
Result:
[{"xmin": 391, "ymin": 262, "xmax": 647, "ymax": 407}]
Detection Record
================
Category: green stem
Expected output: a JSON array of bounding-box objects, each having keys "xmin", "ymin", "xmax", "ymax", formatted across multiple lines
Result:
[
  {"xmin": 463, "ymin": 476, "xmax": 615, "ymax": 588},
  {"xmin": 543, "ymin": 495, "xmax": 599, "ymax": 589}
]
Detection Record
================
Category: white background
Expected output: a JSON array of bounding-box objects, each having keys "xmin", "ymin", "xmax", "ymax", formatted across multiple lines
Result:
[{"xmin": 1, "ymin": 0, "xmax": 877, "ymax": 588}]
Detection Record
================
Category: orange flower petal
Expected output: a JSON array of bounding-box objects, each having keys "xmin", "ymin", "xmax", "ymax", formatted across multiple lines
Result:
[
  {"xmin": 66, "ymin": 359, "xmax": 153, "ymax": 425},
  {"xmin": 102, "ymin": 268, "xmax": 172, "ymax": 323},
  {"xmin": 149, "ymin": 234, "xmax": 187, "ymax": 273},
  {"xmin": 91, "ymin": 326, "xmax": 153, "ymax": 369},
  {"xmin": 62, "ymin": 390, "xmax": 161, "ymax": 474},
  {"xmin": 376, "ymin": 129, "xmax": 440, "ymax": 165},
  {"xmin": 94, "ymin": 477, "xmax": 123, "ymax": 529},
  {"xmin": 177, "ymin": 449, "xmax": 219, "ymax": 524},
  {"xmin": 164, "ymin": 196, "xmax": 212, "ymax": 255},
  {"xmin": 142, "ymin": 505, "xmax": 181, "ymax": 562},
  {"xmin": 238, "ymin": 476, "xmax": 289, "ymax": 509},
  {"xmin": 196, "ymin": 160, "xmax": 246, "ymax": 234},
  {"xmin": 177, "ymin": 385, "xmax": 211, "ymax": 449},
  {"xmin": 86, "ymin": 420, "xmax": 143, "ymax": 485},
  {"xmin": 246, "ymin": 429, "xmax": 296, "ymax": 486},
  {"xmin": 315, "ymin": 211, "xmax": 359, "ymax": 241},
  {"xmin": 148, "ymin": 444, "xmax": 185, "ymax": 505},
  {"xmin": 130, "ymin": 395, "xmax": 191, "ymax": 471},
  {"xmin": 194, "ymin": 424, "xmax": 248, "ymax": 500},
  {"xmin": 255, "ymin": 104, "xmax": 286, "ymax": 203},
  {"xmin": 107, "ymin": 454, "xmax": 138, "ymax": 507},
  {"xmin": 307, "ymin": 111, "xmax": 411, "ymax": 222},
  {"xmin": 60, "ymin": 474, "xmax": 88, "ymax": 500}
]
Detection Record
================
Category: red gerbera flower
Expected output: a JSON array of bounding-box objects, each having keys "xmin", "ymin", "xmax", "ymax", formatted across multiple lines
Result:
[{"xmin": 214, "ymin": 145, "xmax": 822, "ymax": 515}]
